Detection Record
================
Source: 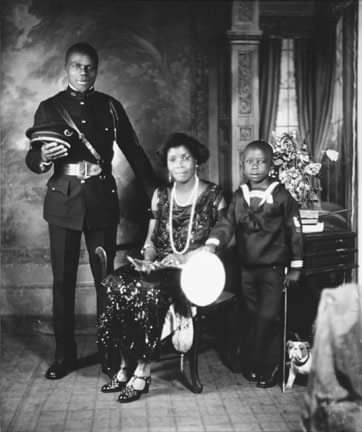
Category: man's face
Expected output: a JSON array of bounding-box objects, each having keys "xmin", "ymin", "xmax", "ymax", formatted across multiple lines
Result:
[{"xmin": 65, "ymin": 52, "xmax": 97, "ymax": 93}]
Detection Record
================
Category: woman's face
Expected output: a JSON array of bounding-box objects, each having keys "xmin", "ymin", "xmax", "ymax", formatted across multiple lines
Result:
[{"xmin": 167, "ymin": 145, "xmax": 197, "ymax": 184}]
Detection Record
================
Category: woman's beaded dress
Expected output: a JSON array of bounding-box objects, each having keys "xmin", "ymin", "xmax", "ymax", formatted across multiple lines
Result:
[{"xmin": 97, "ymin": 182, "xmax": 223, "ymax": 369}]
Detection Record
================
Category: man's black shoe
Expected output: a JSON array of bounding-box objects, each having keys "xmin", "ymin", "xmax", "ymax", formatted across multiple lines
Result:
[
  {"xmin": 256, "ymin": 365, "xmax": 279, "ymax": 389},
  {"xmin": 45, "ymin": 360, "xmax": 77, "ymax": 380}
]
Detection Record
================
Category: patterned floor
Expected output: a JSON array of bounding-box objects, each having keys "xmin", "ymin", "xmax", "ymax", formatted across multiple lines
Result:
[{"xmin": 0, "ymin": 332, "xmax": 306, "ymax": 432}]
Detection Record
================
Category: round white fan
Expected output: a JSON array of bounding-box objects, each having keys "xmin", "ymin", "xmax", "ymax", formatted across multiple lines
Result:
[{"xmin": 180, "ymin": 251, "xmax": 225, "ymax": 307}]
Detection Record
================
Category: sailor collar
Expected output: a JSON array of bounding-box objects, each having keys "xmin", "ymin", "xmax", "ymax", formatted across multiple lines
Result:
[{"xmin": 240, "ymin": 181, "xmax": 280, "ymax": 207}]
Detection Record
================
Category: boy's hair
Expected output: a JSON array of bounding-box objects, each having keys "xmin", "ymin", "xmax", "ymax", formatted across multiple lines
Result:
[
  {"xmin": 244, "ymin": 140, "xmax": 273, "ymax": 162},
  {"xmin": 65, "ymin": 42, "xmax": 99, "ymax": 68}
]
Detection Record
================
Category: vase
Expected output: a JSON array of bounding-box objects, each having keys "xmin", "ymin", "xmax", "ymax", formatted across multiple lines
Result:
[{"xmin": 300, "ymin": 190, "xmax": 322, "ymax": 211}]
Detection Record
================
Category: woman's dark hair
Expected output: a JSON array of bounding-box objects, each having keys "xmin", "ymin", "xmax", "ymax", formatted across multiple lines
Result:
[
  {"xmin": 158, "ymin": 132, "xmax": 209, "ymax": 166},
  {"xmin": 244, "ymin": 140, "xmax": 274, "ymax": 161},
  {"xmin": 65, "ymin": 42, "xmax": 99, "ymax": 68}
]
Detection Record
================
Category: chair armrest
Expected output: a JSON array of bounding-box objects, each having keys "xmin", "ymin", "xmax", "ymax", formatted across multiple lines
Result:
[{"xmin": 95, "ymin": 246, "xmax": 107, "ymax": 280}]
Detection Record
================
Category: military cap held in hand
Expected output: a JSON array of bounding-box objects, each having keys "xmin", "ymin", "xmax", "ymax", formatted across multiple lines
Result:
[{"xmin": 26, "ymin": 123, "xmax": 79, "ymax": 150}]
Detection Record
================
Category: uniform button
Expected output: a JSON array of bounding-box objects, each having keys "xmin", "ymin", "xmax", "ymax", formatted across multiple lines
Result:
[
  {"xmin": 81, "ymin": 120, "xmax": 87, "ymax": 124},
  {"xmin": 80, "ymin": 101, "xmax": 85, "ymax": 105},
  {"xmin": 51, "ymin": 187, "xmax": 55, "ymax": 191},
  {"xmin": 80, "ymin": 180, "xmax": 85, "ymax": 184},
  {"xmin": 105, "ymin": 127, "xmax": 109, "ymax": 131}
]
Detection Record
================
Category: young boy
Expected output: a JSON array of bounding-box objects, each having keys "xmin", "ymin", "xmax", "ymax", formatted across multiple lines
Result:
[{"xmin": 205, "ymin": 140, "xmax": 303, "ymax": 388}]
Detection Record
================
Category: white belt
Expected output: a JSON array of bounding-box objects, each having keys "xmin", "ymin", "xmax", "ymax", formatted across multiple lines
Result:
[{"xmin": 62, "ymin": 161, "xmax": 102, "ymax": 179}]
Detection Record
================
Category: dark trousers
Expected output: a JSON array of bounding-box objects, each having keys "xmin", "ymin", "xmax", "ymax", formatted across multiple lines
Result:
[
  {"xmin": 48, "ymin": 223, "xmax": 117, "ymax": 363},
  {"xmin": 241, "ymin": 266, "xmax": 285, "ymax": 374}
]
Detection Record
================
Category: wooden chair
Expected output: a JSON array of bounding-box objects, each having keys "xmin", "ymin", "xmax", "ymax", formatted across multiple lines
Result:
[{"xmin": 95, "ymin": 244, "xmax": 236, "ymax": 393}]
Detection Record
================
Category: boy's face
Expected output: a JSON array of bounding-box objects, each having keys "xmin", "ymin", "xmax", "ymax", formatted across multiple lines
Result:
[{"xmin": 243, "ymin": 147, "xmax": 272, "ymax": 184}]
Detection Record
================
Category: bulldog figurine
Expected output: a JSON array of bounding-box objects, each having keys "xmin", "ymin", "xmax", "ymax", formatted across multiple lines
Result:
[{"xmin": 286, "ymin": 340, "xmax": 312, "ymax": 390}]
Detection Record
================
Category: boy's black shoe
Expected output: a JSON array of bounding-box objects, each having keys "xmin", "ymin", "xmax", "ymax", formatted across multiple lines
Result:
[
  {"xmin": 256, "ymin": 365, "xmax": 279, "ymax": 388},
  {"xmin": 244, "ymin": 370, "xmax": 258, "ymax": 382}
]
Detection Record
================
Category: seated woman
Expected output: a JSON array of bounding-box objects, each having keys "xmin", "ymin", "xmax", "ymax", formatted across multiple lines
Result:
[{"xmin": 97, "ymin": 132, "xmax": 226, "ymax": 403}]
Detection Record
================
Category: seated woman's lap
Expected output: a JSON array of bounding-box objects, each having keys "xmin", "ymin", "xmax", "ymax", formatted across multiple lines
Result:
[{"xmin": 98, "ymin": 265, "xmax": 190, "ymax": 363}]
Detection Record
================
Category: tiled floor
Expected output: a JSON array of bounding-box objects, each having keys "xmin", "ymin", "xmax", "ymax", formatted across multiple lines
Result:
[{"xmin": 0, "ymin": 332, "xmax": 306, "ymax": 432}]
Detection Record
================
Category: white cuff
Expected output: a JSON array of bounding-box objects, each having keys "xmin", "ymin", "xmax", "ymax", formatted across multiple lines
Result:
[{"xmin": 290, "ymin": 260, "xmax": 303, "ymax": 269}]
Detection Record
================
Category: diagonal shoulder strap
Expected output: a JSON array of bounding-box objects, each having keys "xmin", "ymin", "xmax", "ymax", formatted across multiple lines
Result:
[
  {"xmin": 109, "ymin": 100, "xmax": 119, "ymax": 145},
  {"xmin": 53, "ymin": 100, "xmax": 101, "ymax": 163}
]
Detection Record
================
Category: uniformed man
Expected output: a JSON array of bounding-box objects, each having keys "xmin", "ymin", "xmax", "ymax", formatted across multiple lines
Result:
[{"xmin": 25, "ymin": 42, "xmax": 157, "ymax": 380}]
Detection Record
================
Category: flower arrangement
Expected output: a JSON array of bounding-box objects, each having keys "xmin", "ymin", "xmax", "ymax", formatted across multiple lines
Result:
[{"xmin": 270, "ymin": 133, "xmax": 322, "ymax": 208}]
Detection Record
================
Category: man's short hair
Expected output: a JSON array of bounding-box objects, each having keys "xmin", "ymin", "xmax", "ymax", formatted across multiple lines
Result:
[
  {"xmin": 244, "ymin": 140, "xmax": 273, "ymax": 161},
  {"xmin": 65, "ymin": 42, "xmax": 99, "ymax": 68}
]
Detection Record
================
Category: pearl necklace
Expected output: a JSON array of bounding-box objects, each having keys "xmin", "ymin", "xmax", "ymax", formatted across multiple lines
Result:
[{"xmin": 169, "ymin": 177, "xmax": 199, "ymax": 255}]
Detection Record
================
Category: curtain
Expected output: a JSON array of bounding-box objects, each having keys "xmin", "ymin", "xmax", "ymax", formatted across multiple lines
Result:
[
  {"xmin": 259, "ymin": 38, "xmax": 282, "ymax": 141},
  {"xmin": 294, "ymin": 24, "xmax": 336, "ymax": 160},
  {"xmin": 342, "ymin": 3, "xmax": 357, "ymax": 227}
]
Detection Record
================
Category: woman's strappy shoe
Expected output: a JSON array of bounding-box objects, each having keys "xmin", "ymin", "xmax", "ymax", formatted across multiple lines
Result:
[
  {"xmin": 101, "ymin": 371, "xmax": 128, "ymax": 393},
  {"xmin": 118, "ymin": 375, "xmax": 151, "ymax": 403}
]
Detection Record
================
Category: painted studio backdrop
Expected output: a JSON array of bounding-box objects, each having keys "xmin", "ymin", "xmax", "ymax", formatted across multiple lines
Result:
[{"xmin": 0, "ymin": 0, "xmax": 228, "ymax": 320}]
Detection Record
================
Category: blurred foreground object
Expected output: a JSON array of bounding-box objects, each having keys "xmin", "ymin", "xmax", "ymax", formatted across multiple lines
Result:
[{"xmin": 302, "ymin": 283, "xmax": 362, "ymax": 432}]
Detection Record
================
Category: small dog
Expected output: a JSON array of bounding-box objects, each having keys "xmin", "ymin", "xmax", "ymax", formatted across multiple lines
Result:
[{"xmin": 285, "ymin": 340, "xmax": 312, "ymax": 390}]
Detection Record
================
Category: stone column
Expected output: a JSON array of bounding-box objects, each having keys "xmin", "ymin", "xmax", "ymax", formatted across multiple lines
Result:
[{"xmin": 227, "ymin": 0, "xmax": 262, "ymax": 190}]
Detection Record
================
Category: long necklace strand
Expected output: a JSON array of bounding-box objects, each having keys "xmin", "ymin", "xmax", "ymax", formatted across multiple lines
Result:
[{"xmin": 169, "ymin": 177, "xmax": 199, "ymax": 255}]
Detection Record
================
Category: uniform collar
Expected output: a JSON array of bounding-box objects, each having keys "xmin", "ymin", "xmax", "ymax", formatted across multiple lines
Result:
[{"xmin": 66, "ymin": 85, "xmax": 95, "ymax": 99}]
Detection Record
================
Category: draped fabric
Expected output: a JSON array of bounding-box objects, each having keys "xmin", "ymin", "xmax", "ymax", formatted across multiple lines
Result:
[
  {"xmin": 294, "ymin": 25, "xmax": 336, "ymax": 160},
  {"xmin": 259, "ymin": 38, "xmax": 282, "ymax": 141},
  {"xmin": 342, "ymin": 3, "xmax": 358, "ymax": 227}
]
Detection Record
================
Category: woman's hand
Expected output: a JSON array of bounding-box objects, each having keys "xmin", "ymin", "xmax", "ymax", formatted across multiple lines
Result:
[
  {"xmin": 192, "ymin": 245, "xmax": 217, "ymax": 255},
  {"xmin": 162, "ymin": 247, "xmax": 216, "ymax": 268},
  {"xmin": 160, "ymin": 253, "xmax": 185, "ymax": 267},
  {"xmin": 127, "ymin": 256, "xmax": 157, "ymax": 273}
]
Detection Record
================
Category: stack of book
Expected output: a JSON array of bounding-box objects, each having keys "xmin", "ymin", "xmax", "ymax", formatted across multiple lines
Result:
[{"xmin": 299, "ymin": 209, "xmax": 324, "ymax": 233}]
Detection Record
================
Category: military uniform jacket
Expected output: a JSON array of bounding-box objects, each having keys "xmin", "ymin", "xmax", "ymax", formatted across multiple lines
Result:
[
  {"xmin": 25, "ymin": 87, "xmax": 156, "ymax": 230},
  {"xmin": 209, "ymin": 182, "xmax": 303, "ymax": 268}
]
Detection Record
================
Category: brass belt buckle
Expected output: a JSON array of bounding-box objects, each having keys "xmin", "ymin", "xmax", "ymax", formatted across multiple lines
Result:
[
  {"xmin": 79, "ymin": 161, "xmax": 90, "ymax": 179},
  {"xmin": 77, "ymin": 161, "xmax": 102, "ymax": 179}
]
